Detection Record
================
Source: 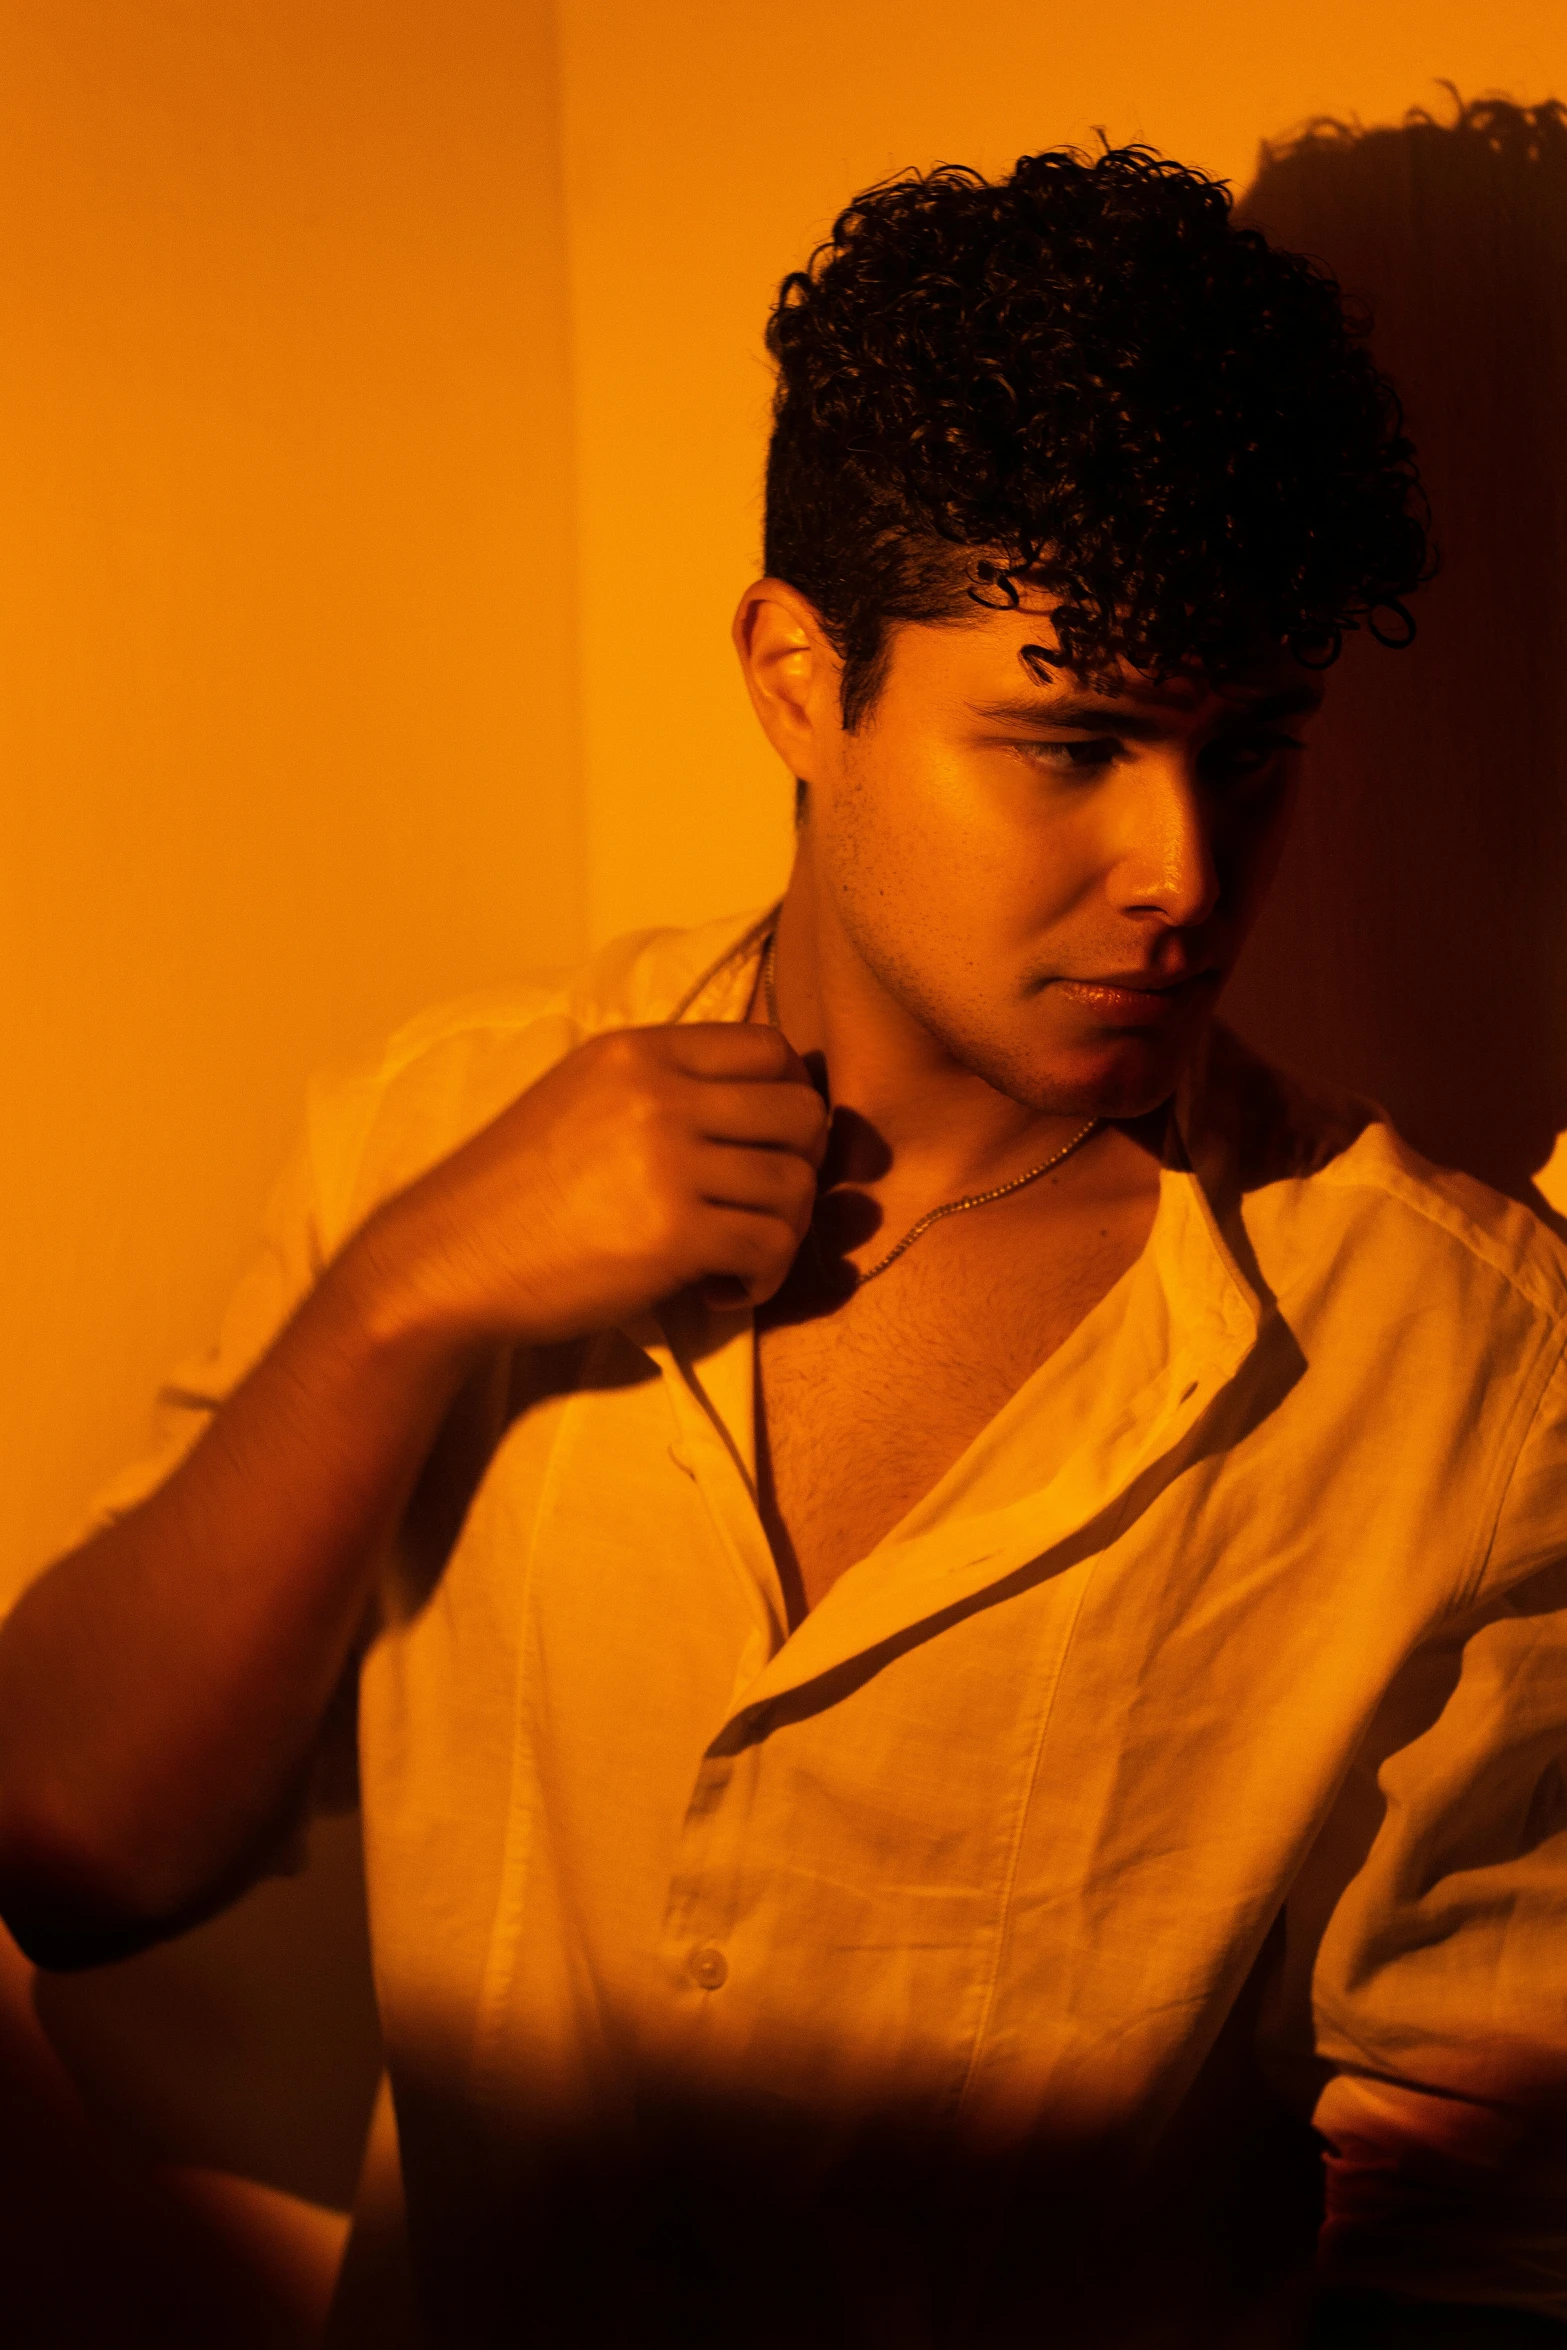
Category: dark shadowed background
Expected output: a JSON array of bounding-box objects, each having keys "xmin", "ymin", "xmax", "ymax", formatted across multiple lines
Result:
[{"xmin": 1230, "ymin": 98, "xmax": 1567, "ymax": 1217}]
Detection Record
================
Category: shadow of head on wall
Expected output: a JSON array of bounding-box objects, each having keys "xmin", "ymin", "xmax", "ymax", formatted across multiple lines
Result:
[{"xmin": 1224, "ymin": 94, "xmax": 1567, "ymax": 1216}]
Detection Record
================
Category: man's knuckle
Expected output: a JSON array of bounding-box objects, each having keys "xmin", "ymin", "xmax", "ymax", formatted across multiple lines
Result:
[
  {"xmin": 623, "ymin": 1090, "xmax": 665, "ymax": 1150},
  {"xmin": 598, "ymin": 1028, "xmax": 652, "ymax": 1082}
]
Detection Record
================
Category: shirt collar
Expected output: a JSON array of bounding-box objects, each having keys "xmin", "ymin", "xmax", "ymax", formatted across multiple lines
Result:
[{"xmin": 651, "ymin": 906, "xmax": 1268, "ymax": 1380}]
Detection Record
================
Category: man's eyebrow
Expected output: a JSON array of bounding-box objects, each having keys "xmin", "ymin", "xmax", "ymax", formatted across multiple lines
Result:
[{"xmin": 967, "ymin": 683, "xmax": 1324, "ymax": 735}]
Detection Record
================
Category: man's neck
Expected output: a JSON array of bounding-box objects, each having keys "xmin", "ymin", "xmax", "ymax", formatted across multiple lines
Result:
[{"xmin": 768, "ymin": 858, "xmax": 1126, "ymax": 1206}]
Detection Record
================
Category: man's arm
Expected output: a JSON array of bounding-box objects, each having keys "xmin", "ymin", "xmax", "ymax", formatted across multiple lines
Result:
[
  {"xmin": 0, "ymin": 1022, "xmax": 826, "ymax": 1969},
  {"xmin": 1272, "ymin": 1535, "xmax": 1567, "ymax": 2337}
]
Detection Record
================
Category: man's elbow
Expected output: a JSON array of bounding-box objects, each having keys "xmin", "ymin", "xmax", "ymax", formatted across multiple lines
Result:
[{"xmin": 0, "ymin": 1792, "xmax": 201, "ymax": 1971}]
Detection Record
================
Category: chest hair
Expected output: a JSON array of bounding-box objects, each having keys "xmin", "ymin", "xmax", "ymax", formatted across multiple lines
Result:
[{"xmin": 756, "ymin": 1188, "xmax": 1152, "ymax": 1616}]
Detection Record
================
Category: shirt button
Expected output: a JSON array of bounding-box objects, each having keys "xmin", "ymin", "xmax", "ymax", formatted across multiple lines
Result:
[{"xmin": 688, "ymin": 1943, "xmax": 728, "ymax": 1990}]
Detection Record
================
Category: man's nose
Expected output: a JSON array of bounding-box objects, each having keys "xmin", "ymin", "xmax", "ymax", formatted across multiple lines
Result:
[{"xmin": 1108, "ymin": 765, "xmax": 1221, "ymax": 930}]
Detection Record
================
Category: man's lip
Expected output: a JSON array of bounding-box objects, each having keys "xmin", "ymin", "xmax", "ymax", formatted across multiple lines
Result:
[
  {"xmin": 1051, "ymin": 971, "xmax": 1218, "ymax": 1017},
  {"xmin": 1059, "ymin": 970, "xmax": 1215, "ymax": 996}
]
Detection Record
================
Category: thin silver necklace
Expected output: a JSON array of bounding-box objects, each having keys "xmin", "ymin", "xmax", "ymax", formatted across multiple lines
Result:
[{"xmin": 760, "ymin": 933, "xmax": 1099, "ymax": 1286}]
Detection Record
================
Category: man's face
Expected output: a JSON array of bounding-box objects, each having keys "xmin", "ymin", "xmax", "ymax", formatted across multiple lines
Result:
[{"xmin": 799, "ymin": 599, "xmax": 1321, "ymax": 1120}]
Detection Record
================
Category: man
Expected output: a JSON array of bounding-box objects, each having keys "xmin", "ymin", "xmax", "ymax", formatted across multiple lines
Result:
[{"xmin": 2, "ymin": 146, "xmax": 1564, "ymax": 2346}]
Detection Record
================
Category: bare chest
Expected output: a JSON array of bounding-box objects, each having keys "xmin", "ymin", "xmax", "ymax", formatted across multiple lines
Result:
[{"xmin": 755, "ymin": 1192, "xmax": 1152, "ymax": 1619}]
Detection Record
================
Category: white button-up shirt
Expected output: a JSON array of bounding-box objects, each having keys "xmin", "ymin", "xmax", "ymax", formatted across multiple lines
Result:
[{"xmin": 99, "ymin": 910, "xmax": 1567, "ymax": 2345}]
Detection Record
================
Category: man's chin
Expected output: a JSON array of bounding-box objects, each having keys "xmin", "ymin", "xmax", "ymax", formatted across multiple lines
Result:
[{"xmin": 993, "ymin": 1027, "xmax": 1196, "ymax": 1122}]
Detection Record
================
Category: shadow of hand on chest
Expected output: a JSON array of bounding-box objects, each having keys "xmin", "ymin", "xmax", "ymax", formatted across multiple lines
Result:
[{"xmin": 759, "ymin": 1096, "xmax": 891, "ymax": 1329}]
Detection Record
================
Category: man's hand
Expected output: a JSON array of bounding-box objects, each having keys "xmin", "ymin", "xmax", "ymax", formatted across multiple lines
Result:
[
  {"xmin": 0, "ymin": 1017, "xmax": 828, "ymax": 1965},
  {"xmin": 359, "ymin": 1022, "xmax": 830, "ymax": 1347}
]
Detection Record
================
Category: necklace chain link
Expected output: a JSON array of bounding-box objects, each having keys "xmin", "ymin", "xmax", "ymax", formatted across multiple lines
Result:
[{"xmin": 760, "ymin": 933, "xmax": 1098, "ymax": 1286}]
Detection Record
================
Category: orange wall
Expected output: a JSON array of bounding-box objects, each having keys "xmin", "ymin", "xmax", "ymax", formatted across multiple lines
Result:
[
  {"xmin": 558, "ymin": 0, "xmax": 1567, "ymax": 946},
  {"xmin": 0, "ymin": 0, "xmax": 583, "ymax": 1596},
  {"xmin": 10, "ymin": 0, "xmax": 1566, "ymax": 1605}
]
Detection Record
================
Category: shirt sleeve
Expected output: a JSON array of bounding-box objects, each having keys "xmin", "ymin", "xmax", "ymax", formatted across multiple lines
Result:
[
  {"xmin": 80, "ymin": 1125, "xmax": 328, "ymax": 1536},
  {"xmin": 1266, "ymin": 1347, "xmax": 1567, "ymax": 2320},
  {"xmin": 68, "ymin": 1080, "xmax": 359, "ymax": 1845},
  {"xmin": 75, "ymin": 993, "xmax": 443, "ymax": 1540}
]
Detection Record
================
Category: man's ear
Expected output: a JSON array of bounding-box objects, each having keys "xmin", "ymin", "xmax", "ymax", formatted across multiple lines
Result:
[{"xmin": 731, "ymin": 578, "xmax": 842, "ymax": 777}]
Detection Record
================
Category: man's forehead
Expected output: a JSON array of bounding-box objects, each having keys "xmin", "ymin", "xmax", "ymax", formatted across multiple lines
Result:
[
  {"xmin": 935, "ymin": 582, "xmax": 1317, "ymax": 706},
  {"xmin": 932, "ymin": 616, "xmax": 1322, "ymax": 729},
  {"xmin": 885, "ymin": 599, "xmax": 1324, "ymax": 722},
  {"xmin": 1013, "ymin": 641, "xmax": 1321, "ymax": 716}
]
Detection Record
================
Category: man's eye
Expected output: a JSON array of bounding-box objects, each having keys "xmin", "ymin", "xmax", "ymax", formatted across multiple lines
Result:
[
  {"xmin": 1016, "ymin": 737, "xmax": 1120, "ymax": 773},
  {"xmin": 1205, "ymin": 733, "xmax": 1306, "ymax": 783}
]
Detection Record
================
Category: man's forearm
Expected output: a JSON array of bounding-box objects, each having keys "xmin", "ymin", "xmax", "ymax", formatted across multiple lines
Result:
[
  {"xmin": 0, "ymin": 1017, "xmax": 825, "ymax": 1968},
  {"xmin": 0, "ymin": 1211, "xmax": 471, "ymax": 1968}
]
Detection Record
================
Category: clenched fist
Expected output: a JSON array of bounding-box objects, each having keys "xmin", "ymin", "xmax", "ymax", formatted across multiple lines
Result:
[{"xmin": 358, "ymin": 1022, "xmax": 830, "ymax": 1348}]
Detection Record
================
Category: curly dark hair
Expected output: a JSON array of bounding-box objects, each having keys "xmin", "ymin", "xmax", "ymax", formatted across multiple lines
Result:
[{"xmin": 763, "ymin": 145, "xmax": 1432, "ymax": 729}]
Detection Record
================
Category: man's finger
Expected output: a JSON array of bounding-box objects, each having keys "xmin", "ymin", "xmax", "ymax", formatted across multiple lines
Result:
[
  {"xmin": 697, "ymin": 1204, "xmax": 804, "ymax": 1302},
  {"xmin": 655, "ymin": 1021, "xmax": 811, "ymax": 1087},
  {"xmin": 685, "ymin": 1078, "xmax": 829, "ymax": 1165},
  {"xmin": 695, "ymin": 1142, "xmax": 818, "ymax": 1225}
]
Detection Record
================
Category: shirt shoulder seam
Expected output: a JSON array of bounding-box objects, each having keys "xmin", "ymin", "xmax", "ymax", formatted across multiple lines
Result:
[{"xmin": 1313, "ymin": 1152, "xmax": 1567, "ymax": 1325}]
